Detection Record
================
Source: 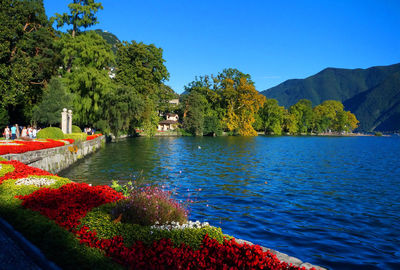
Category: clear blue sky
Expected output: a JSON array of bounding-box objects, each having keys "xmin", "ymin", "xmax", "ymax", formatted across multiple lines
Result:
[{"xmin": 43, "ymin": 0, "xmax": 400, "ymax": 94}]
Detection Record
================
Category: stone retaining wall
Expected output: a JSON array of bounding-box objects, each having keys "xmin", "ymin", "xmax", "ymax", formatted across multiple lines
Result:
[{"xmin": 0, "ymin": 136, "xmax": 105, "ymax": 174}]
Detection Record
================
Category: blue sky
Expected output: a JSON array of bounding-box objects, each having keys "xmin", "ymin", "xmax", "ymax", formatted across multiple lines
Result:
[{"xmin": 43, "ymin": 0, "xmax": 400, "ymax": 94}]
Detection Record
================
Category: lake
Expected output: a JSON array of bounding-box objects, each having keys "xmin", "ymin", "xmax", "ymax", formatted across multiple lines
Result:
[{"xmin": 60, "ymin": 136, "xmax": 400, "ymax": 269}]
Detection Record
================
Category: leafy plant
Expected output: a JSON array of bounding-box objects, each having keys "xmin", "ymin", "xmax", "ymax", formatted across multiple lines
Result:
[
  {"xmin": 110, "ymin": 180, "xmax": 134, "ymax": 197},
  {"xmin": 72, "ymin": 125, "xmax": 82, "ymax": 133},
  {"xmin": 37, "ymin": 127, "xmax": 65, "ymax": 139},
  {"xmin": 64, "ymin": 132, "xmax": 88, "ymax": 142},
  {"xmin": 80, "ymin": 203, "xmax": 226, "ymax": 249}
]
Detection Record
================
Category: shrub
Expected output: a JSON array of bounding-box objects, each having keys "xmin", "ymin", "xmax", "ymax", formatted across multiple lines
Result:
[
  {"xmin": 111, "ymin": 186, "xmax": 188, "ymax": 226},
  {"xmin": 80, "ymin": 203, "xmax": 226, "ymax": 249},
  {"xmin": 37, "ymin": 127, "xmax": 64, "ymax": 139},
  {"xmin": 374, "ymin": 131, "xmax": 383, "ymax": 136},
  {"xmin": 72, "ymin": 125, "xmax": 82, "ymax": 133},
  {"xmin": 64, "ymin": 132, "xmax": 87, "ymax": 142}
]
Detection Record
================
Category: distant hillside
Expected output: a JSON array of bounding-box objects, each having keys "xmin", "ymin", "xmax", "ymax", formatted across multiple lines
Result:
[
  {"xmin": 261, "ymin": 63, "xmax": 400, "ymax": 132},
  {"xmin": 94, "ymin": 29, "xmax": 120, "ymax": 54}
]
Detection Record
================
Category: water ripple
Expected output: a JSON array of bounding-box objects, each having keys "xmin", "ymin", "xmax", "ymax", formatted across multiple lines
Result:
[{"xmin": 61, "ymin": 136, "xmax": 400, "ymax": 270}]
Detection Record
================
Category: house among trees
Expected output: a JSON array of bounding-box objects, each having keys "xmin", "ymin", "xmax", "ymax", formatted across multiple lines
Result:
[{"xmin": 158, "ymin": 113, "xmax": 179, "ymax": 131}]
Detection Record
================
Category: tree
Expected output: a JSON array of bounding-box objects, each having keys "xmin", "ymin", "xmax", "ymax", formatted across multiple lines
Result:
[
  {"xmin": 57, "ymin": 31, "xmax": 115, "ymax": 126},
  {"xmin": 99, "ymin": 85, "xmax": 144, "ymax": 136},
  {"xmin": 0, "ymin": 0, "xmax": 58, "ymax": 123},
  {"xmin": 32, "ymin": 77, "xmax": 73, "ymax": 126},
  {"xmin": 282, "ymin": 110, "xmax": 298, "ymax": 134},
  {"xmin": 52, "ymin": 0, "xmax": 103, "ymax": 37},
  {"xmin": 116, "ymin": 41, "xmax": 169, "ymax": 100},
  {"xmin": 182, "ymin": 91, "xmax": 207, "ymax": 136},
  {"xmin": 219, "ymin": 74, "xmax": 265, "ymax": 136},
  {"xmin": 289, "ymin": 99, "xmax": 313, "ymax": 134},
  {"xmin": 346, "ymin": 111, "xmax": 359, "ymax": 131},
  {"xmin": 260, "ymin": 99, "xmax": 285, "ymax": 135}
]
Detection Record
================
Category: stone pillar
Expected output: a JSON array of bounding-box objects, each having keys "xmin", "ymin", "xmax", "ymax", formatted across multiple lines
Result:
[
  {"xmin": 61, "ymin": 108, "xmax": 68, "ymax": 134},
  {"xmin": 67, "ymin": 110, "xmax": 73, "ymax": 134}
]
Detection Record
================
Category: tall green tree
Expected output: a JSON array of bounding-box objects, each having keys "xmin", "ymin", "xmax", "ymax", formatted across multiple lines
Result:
[
  {"xmin": 32, "ymin": 77, "xmax": 73, "ymax": 126},
  {"xmin": 289, "ymin": 99, "xmax": 313, "ymax": 134},
  {"xmin": 99, "ymin": 85, "xmax": 144, "ymax": 136},
  {"xmin": 0, "ymin": 0, "xmax": 58, "ymax": 123},
  {"xmin": 57, "ymin": 31, "xmax": 115, "ymax": 125},
  {"xmin": 116, "ymin": 41, "xmax": 169, "ymax": 99},
  {"xmin": 52, "ymin": 0, "xmax": 103, "ymax": 37},
  {"xmin": 182, "ymin": 91, "xmax": 207, "ymax": 136},
  {"xmin": 260, "ymin": 99, "xmax": 285, "ymax": 135}
]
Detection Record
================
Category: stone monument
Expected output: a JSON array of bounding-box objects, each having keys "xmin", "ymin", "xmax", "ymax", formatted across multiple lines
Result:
[
  {"xmin": 67, "ymin": 109, "xmax": 73, "ymax": 134},
  {"xmin": 61, "ymin": 108, "xmax": 73, "ymax": 134}
]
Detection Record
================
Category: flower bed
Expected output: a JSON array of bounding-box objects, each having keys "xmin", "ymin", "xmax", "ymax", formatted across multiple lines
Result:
[
  {"xmin": 0, "ymin": 139, "xmax": 73, "ymax": 155},
  {"xmin": 0, "ymin": 159, "xmax": 314, "ymax": 269},
  {"xmin": 86, "ymin": 134, "xmax": 102, "ymax": 141}
]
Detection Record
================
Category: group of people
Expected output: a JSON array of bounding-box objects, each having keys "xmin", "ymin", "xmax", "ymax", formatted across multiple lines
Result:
[
  {"xmin": 84, "ymin": 127, "xmax": 95, "ymax": 135},
  {"xmin": 2, "ymin": 124, "xmax": 39, "ymax": 140}
]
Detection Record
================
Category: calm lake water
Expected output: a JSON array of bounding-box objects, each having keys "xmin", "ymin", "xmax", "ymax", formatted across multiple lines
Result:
[{"xmin": 60, "ymin": 136, "xmax": 400, "ymax": 269}]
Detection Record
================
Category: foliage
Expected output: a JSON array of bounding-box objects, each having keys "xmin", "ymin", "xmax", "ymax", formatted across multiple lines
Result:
[
  {"xmin": 182, "ymin": 91, "xmax": 206, "ymax": 136},
  {"xmin": 64, "ymin": 132, "xmax": 88, "ymax": 142},
  {"xmin": 81, "ymin": 203, "xmax": 225, "ymax": 249},
  {"xmin": 52, "ymin": 0, "xmax": 103, "ymax": 37},
  {"xmin": 260, "ymin": 99, "xmax": 285, "ymax": 135},
  {"xmin": 0, "ymin": 106, "xmax": 9, "ymax": 130},
  {"xmin": 289, "ymin": 99, "xmax": 313, "ymax": 134},
  {"xmin": 37, "ymin": 127, "xmax": 65, "ymax": 139},
  {"xmin": 374, "ymin": 131, "xmax": 383, "ymax": 136},
  {"xmin": 110, "ymin": 180, "xmax": 135, "ymax": 197},
  {"xmin": 72, "ymin": 125, "xmax": 82, "ymax": 133},
  {"xmin": 100, "ymin": 85, "xmax": 144, "ymax": 136},
  {"xmin": 111, "ymin": 186, "xmax": 188, "ymax": 226},
  {"xmin": 0, "ymin": 0, "xmax": 58, "ymax": 124},
  {"xmin": 32, "ymin": 77, "xmax": 74, "ymax": 126},
  {"xmin": 115, "ymin": 40, "xmax": 169, "ymax": 99}
]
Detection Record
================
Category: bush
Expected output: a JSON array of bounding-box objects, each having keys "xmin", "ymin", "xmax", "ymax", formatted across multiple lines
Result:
[
  {"xmin": 72, "ymin": 125, "xmax": 82, "ymax": 133},
  {"xmin": 111, "ymin": 186, "xmax": 188, "ymax": 226},
  {"xmin": 37, "ymin": 127, "xmax": 64, "ymax": 140},
  {"xmin": 80, "ymin": 203, "xmax": 226, "ymax": 249},
  {"xmin": 64, "ymin": 133, "xmax": 88, "ymax": 142},
  {"xmin": 374, "ymin": 131, "xmax": 383, "ymax": 136}
]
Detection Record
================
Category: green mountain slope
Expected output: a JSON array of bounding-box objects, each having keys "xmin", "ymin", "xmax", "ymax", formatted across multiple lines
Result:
[
  {"xmin": 94, "ymin": 29, "xmax": 120, "ymax": 54},
  {"xmin": 261, "ymin": 63, "xmax": 400, "ymax": 131},
  {"xmin": 343, "ymin": 71, "xmax": 400, "ymax": 131}
]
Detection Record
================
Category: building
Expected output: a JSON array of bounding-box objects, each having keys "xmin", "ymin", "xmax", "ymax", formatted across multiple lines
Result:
[{"xmin": 158, "ymin": 113, "xmax": 179, "ymax": 131}]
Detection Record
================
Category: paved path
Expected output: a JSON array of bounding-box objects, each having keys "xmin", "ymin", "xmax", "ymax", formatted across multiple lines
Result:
[
  {"xmin": 0, "ymin": 218, "xmax": 60, "ymax": 270},
  {"xmin": 0, "ymin": 225, "xmax": 42, "ymax": 270}
]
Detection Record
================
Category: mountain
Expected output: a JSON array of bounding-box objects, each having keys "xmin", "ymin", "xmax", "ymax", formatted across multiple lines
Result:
[
  {"xmin": 94, "ymin": 29, "xmax": 120, "ymax": 54},
  {"xmin": 261, "ymin": 63, "xmax": 400, "ymax": 132}
]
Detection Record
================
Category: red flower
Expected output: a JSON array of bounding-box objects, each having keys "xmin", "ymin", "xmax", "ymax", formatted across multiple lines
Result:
[
  {"xmin": 17, "ymin": 182, "xmax": 123, "ymax": 230},
  {"xmin": 0, "ymin": 160, "xmax": 53, "ymax": 184},
  {"xmin": 0, "ymin": 139, "xmax": 71, "ymax": 155}
]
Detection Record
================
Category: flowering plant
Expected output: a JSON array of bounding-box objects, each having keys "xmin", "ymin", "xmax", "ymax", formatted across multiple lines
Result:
[
  {"xmin": 86, "ymin": 134, "xmax": 102, "ymax": 141},
  {"xmin": 0, "ymin": 139, "xmax": 72, "ymax": 155},
  {"xmin": 111, "ymin": 186, "xmax": 188, "ymax": 226}
]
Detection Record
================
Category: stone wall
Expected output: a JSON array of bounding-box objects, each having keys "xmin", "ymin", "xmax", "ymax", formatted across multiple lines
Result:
[{"xmin": 0, "ymin": 136, "xmax": 105, "ymax": 174}]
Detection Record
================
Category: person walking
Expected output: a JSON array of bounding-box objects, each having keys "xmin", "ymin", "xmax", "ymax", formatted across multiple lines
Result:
[
  {"xmin": 11, "ymin": 124, "xmax": 17, "ymax": 140},
  {"xmin": 21, "ymin": 126, "xmax": 27, "ymax": 138},
  {"xmin": 4, "ymin": 126, "xmax": 10, "ymax": 140}
]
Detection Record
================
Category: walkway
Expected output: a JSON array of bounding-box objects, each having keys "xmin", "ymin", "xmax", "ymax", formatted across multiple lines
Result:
[{"xmin": 0, "ymin": 217, "xmax": 59, "ymax": 270}]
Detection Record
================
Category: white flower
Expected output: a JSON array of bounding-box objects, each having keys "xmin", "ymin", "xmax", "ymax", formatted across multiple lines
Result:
[{"xmin": 15, "ymin": 177, "xmax": 56, "ymax": 187}]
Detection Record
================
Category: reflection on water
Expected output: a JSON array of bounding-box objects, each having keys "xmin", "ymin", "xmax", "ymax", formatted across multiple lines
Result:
[{"xmin": 60, "ymin": 136, "xmax": 400, "ymax": 270}]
